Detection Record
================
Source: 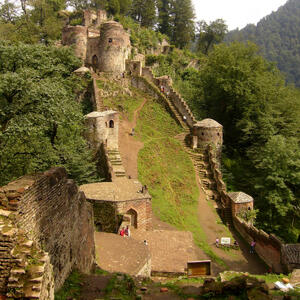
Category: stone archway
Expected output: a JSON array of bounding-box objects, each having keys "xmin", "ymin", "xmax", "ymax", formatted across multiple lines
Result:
[
  {"xmin": 92, "ymin": 55, "xmax": 98, "ymax": 71},
  {"xmin": 126, "ymin": 208, "xmax": 138, "ymax": 228},
  {"xmin": 109, "ymin": 119, "xmax": 114, "ymax": 128}
]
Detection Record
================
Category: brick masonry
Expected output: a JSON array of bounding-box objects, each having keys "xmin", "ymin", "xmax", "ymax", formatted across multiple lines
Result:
[
  {"xmin": 206, "ymin": 145, "xmax": 299, "ymax": 273},
  {"xmin": 0, "ymin": 167, "xmax": 95, "ymax": 299}
]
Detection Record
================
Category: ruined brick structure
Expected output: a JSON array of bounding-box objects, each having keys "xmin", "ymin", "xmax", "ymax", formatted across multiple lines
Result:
[
  {"xmin": 80, "ymin": 178, "xmax": 152, "ymax": 233},
  {"xmin": 62, "ymin": 10, "xmax": 131, "ymax": 73},
  {"xmin": 228, "ymin": 192, "xmax": 254, "ymax": 216},
  {"xmin": 192, "ymin": 119, "xmax": 223, "ymax": 157},
  {"xmin": 98, "ymin": 21, "xmax": 131, "ymax": 73},
  {"xmin": 0, "ymin": 168, "xmax": 95, "ymax": 299},
  {"xmin": 85, "ymin": 110, "xmax": 119, "ymax": 151}
]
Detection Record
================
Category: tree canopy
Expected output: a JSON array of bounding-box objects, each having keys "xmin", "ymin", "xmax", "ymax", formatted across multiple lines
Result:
[
  {"xmin": 196, "ymin": 42, "xmax": 300, "ymax": 241},
  {"xmin": 0, "ymin": 42, "xmax": 98, "ymax": 186}
]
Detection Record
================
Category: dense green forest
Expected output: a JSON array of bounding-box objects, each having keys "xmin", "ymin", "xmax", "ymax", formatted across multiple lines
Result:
[
  {"xmin": 225, "ymin": 0, "xmax": 300, "ymax": 87},
  {"xmin": 0, "ymin": 42, "xmax": 99, "ymax": 186},
  {"xmin": 0, "ymin": 0, "xmax": 299, "ymax": 242}
]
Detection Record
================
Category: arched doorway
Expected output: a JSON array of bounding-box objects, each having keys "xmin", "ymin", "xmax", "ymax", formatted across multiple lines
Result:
[
  {"xmin": 92, "ymin": 55, "xmax": 98, "ymax": 71},
  {"xmin": 126, "ymin": 208, "xmax": 138, "ymax": 228},
  {"xmin": 109, "ymin": 120, "xmax": 114, "ymax": 128}
]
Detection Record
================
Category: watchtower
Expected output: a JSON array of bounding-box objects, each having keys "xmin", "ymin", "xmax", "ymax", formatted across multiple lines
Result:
[
  {"xmin": 192, "ymin": 118, "xmax": 223, "ymax": 156},
  {"xmin": 98, "ymin": 21, "xmax": 131, "ymax": 73}
]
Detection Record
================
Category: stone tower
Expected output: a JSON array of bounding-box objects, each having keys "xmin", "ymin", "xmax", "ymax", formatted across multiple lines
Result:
[
  {"xmin": 62, "ymin": 26, "xmax": 88, "ymax": 61},
  {"xmin": 98, "ymin": 21, "xmax": 131, "ymax": 73},
  {"xmin": 192, "ymin": 118, "xmax": 223, "ymax": 155},
  {"xmin": 84, "ymin": 110, "xmax": 119, "ymax": 151}
]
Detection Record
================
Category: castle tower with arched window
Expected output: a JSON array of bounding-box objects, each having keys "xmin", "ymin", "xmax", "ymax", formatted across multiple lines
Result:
[
  {"xmin": 84, "ymin": 110, "xmax": 119, "ymax": 151},
  {"xmin": 98, "ymin": 21, "xmax": 131, "ymax": 73}
]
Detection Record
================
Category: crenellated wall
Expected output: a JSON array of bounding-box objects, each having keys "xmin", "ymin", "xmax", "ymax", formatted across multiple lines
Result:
[
  {"xmin": 141, "ymin": 67, "xmax": 196, "ymax": 128},
  {"xmin": 0, "ymin": 168, "xmax": 95, "ymax": 298}
]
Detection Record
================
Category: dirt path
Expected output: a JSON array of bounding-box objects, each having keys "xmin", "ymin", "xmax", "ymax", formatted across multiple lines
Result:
[
  {"xmin": 119, "ymin": 96, "xmax": 266, "ymax": 275},
  {"xmin": 195, "ymin": 170, "xmax": 267, "ymax": 274},
  {"xmin": 118, "ymin": 99, "xmax": 147, "ymax": 179}
]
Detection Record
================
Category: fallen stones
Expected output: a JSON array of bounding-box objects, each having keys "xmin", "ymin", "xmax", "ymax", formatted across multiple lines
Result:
[{"xmin": 199, "ymin": 275, "xmax": 271, "ymax": 299}]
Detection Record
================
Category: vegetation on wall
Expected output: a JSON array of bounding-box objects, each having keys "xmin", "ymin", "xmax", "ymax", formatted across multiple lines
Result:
[
  {"xmin": 117, "ymin": 15, "xmax": 167, "ymax": 54},
  {"xmin": 0, "ymin": 42, "xmax": 99, "ymax": 186}
]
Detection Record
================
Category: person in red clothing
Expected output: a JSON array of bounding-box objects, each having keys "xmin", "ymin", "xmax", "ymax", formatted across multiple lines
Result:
[{"xmin": 120, "ymin": 227, "xmax": 125, "ymax": 237}]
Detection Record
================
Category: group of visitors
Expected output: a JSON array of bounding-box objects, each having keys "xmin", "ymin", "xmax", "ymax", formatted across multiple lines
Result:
[{"xmin": 120, "ymin": 225, "xmax": 131, "ymax": 237}]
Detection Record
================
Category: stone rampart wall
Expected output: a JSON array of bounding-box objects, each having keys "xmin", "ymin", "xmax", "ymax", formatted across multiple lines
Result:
[
  {"xmin": 0, "ymin": 168, "xmax": 95, "ymax": 297},
  {"xmin": 92, "ymin": 77, "xmax": 102, "ymax": 111},
  {"xmin": 88, "ymin": 198, "xmax": 152, "ymax": 232},
  {"xmin": 141, "ymin": 67, "xmax": 196, "ymax": 128},
  {"xmin": 206, "ymin": 145, "xmax": 298, "ymax": 273},
  {"xmin": 62, "ymin": 26, "xmax": 88, "ymax": 60},
  {"xmin": 86, "ymin": 37, "xmax": 100, "ymax": 66},
  {"xmin": 131, "ymin": 76, "xmax": 185, "ymax": 128},
  {"xmin": 232, "ymin": 216, "xmax": 283, "ymax": 273}
]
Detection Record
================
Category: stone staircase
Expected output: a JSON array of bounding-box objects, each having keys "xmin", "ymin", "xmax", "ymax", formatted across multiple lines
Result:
[
  {"xmin": 175, "ymin": 134, "xmax": 220, "ymax": 203},
  {"xmin": 107, "ymin": 149, "xmax": 126, "ymax": 178}
]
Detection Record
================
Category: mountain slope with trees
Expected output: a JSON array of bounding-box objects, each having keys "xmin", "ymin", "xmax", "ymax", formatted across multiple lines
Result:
[{"xmin": 225, "ymin": 0, "xmax": 300, "ymax": 87}]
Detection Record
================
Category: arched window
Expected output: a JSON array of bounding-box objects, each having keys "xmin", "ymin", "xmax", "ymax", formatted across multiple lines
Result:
[
  {"xmin": 126, "ymin": 208, "xmax": 138, "ymax": 228},
  {"xmin": 108, "ymin": 38, "xmax": 112, "ymax": 43},
  {"xmin": 109, "ymin": 120, "xmax": 114, "ymax": 128}
]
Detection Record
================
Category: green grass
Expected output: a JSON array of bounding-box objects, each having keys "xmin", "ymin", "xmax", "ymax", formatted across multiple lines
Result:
[
  {"xmin": 97, "ymin": 79, "xmax": 145, "ymax": 121},
  {"xmin": 220, "ymin": 271, "xmax": 291, "ymax": 284},
  {"xmin": 136, "ymin": 100, "xmax": 226, "ymax": 267},
  {"xmin": 104, "ymin": 273, "xmax": 136, "ymax": 300},
  {"xmin": 55, "ymin": 271, "xmax": 82, "ymax": 300}
]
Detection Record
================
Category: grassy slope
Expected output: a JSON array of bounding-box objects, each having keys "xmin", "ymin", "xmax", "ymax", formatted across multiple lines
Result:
[
  {"xmin": 135, "ymin": 99, "xmax": 226, "ymax": 265},
  {"xmin": 97, "ymin": 78, "xmax": 146, "ymax": 121},
  {"xmin": 97, "ymin": 76, "xmax": 225, "ymax": 265}
]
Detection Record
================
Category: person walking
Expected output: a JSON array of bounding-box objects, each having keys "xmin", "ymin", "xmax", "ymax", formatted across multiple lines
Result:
[
  {"xmin": 125, "ymin": 225, "xmax": 131, "ymax": 237},
  {"xmin": 250, "ymin": 240, "xmax": 256, "ymax": 253}
]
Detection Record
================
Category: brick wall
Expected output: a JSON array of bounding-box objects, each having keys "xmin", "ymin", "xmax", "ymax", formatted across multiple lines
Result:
[
  {"xmin": 88, "ymin": 198, "xmax": 152, "ymax": 232},
  {"xmin": 206, "ymin": 146, "xmax": 299, "ymax": 273},
  {"xmin": 0, "ymin": 167, "xmax": 95, "ymax": 298},
  {"xmin": 116, "ymin": 198, "xmax": 152, "ymax": 231},
  {"xmin": 232, "ymin": 216, "xmax": 283, "ymax": 273}
]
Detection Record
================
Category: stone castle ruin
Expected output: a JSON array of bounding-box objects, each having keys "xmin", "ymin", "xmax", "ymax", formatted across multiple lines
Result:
[
  {"xmin": 0, "ymin": 168, "xmax": 95, "ymax": 299},
  {"xmin": 0, "ymin": 9, "xmax": 299, "ymax": 298},
  {"xmin": 62, "ymin": 10, "xmax": 131, "ymax": 73}
]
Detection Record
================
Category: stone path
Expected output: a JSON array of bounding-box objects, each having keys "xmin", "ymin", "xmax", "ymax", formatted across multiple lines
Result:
[
  {"xmin": 94, "ymin": 232, "xmax": 150, "ymax": 276},
  {"xmin": 131, "ymin": 229, "xmax": 207, "ymax": 274}
]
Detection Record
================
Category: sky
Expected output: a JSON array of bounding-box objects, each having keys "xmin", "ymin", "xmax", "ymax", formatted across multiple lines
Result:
[{"xmin": 193, "ymin": 0, "xmax": 288, "ymax": 30}]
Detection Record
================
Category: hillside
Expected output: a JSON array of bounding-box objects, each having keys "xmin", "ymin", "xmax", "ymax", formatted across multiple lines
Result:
[{"xmin": 225, "ymin": 0, "xmax": 300, "ymax": 86}]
